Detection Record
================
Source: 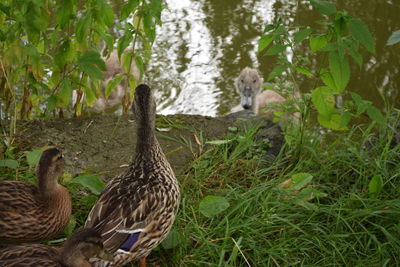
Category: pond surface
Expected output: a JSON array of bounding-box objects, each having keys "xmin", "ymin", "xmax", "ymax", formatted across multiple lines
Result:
[{"xmin": 146, "ymin": 0, "xmax": 400, "ymax": 117}]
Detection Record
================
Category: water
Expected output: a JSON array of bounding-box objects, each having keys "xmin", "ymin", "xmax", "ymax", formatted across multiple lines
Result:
[{"xmin": 146, "ymin": 0, "xmax": 400, "ymax": 117}]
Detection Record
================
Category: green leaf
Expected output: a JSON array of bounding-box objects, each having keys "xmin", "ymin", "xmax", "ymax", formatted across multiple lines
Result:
[
  {"xmin": 258, "ymin": 34, "xmax": 274, "ymax": 53},
  {"xmin": 366, "ymin": 106, "xmax": 385, "ymax": 125},
  {"xmin": 268, "ymin": 65, "xmax": 286, "ymax": 81},
  {"xmin": 99, "ymin": 1, "xmax": 114, "ymax": 27},
  {"xmin": 77, "ymin": 51, "xmax": 106, "ymax": 81},
  {"xmin": 161, "ymin": 228, "xmax": 182, "ymax": 249},
  {"xmin": 76, "ymin": 13, "xmax": 92, "ymax": 43},
  {"xmin": 47, "ymin": 95, "xmax": 57, "ymax": 111},
  {"xmin": 294, "ymin": 66, "xmax": 313, "ymax": 77},
  {"xmin": 286, "ymin": 173, "xmax": 314, "ymax": 191},
  {"xmin": 329, "ymin": 50, "xmax": 350, "ymax": 93},
  {"xmin": 311, "ymin": 86, "xmax": 335, "ymax": 115},
  {"xmin": 70, "ymin": 174, "xmax": 105, "ymax": 195},
  {"xmin": 294, "ymin": 28, "xmax": 313, "ymax": 43},
  {"xmin": 199, "ymin": 196, "xmax": 230, "ymax": 218},
  {"xmin": 349, "ymin": 48, "xmax": 363, "ymax": 68},
  {"xmin": 105, "ymin": 74, "xmax": 125, "ymax": 98},
  {"xmin": 57, "ymin": 0, "xmax": 73, "ymax": 29},
  {"xmin": 135, "ymin": 55, "xmax": 144, "ymax": 78},
  {"xmin": 117, "ymin": 34, "xmax": 133, "ymax": 59},
  {"xmin": 309, "ymin": 34, "xmax": 330, "ymax": 51},
  {"xmin": 348, "ymin": 19, "xmax": 375, "ymax": 54},
  {"xmin": 320, "ymin": 71, "xmax": 337, "ymax": 91},
  {"xmin": 310, "ymin": 0, "xmax": 337, "ymax": 16},
  {"xmin": 25, "ymin": 149, "xmax": 42, "ymax": 168},
  {"xmin": 84, "ymin": 85, "xmax": 96, "ymax": 107},
  {"xmin": 143, "ymin": 12, "xmax": 156, "ymax": 42},
  {"xmin": 386, "ymin": 30, "xmax": 400, "ymax": 46},
  {"xmin": 58, "ymin": 79, "xmax": 72, "ymax": 107},
  {"xmin": 368, "ymin": 175, "xmax": 383, "ymax": 199},
  {"xmin": 317, "ymin": 112, "xmax": 348, "ymax": 130},
  {"xmin": 63, "ymin": 216, "xmax": 77, "ymax": 237},
  {"xmin": 0, "ymin": 159, "xmax": 20, "ymax": 169},
  {"xmin": 121, "ymin": 0, "xmax": 140, "ymax": 20},
  {"xmin": 265, "ymin": 44, "xmax": 286, "ymax": 56}
]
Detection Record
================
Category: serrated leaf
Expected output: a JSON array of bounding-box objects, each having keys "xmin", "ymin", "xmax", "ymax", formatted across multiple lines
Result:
[
  {"xmin": 366, "ymin": 106, "xmax": 385, "ymax": 125},
  {"xmin": 100, "ymin": 1, "xmax": 114, "ymax": 27},
  {"xmin": 368, "ymin": 175, "xmax": 383, "ymax": 199},
  {"xmin": 25, "ymin": 149, "xmax": 42, "ymax": 168},
  {"xmin": 386, "ymin": 30, "xmax": 400, "ymax": 46},
  {"xmin": 47, "ymin": 95, "xmax": 57, "ymax": 111},
  {"xmin": 78, "ymin": 51, "xmax": 106, "ymax": 81},
  {"xmin": 265, "ymin": 44, "xmax": 286, "ymax": 56},
  {"xmin": 310, "ymin": 0, "xmax": 337, "ymax": 16},
  {"xmin": 70, "ymin": 175, "xmax": 105, "ymax": 195},
  {"xmin": 0, "ymin": 159, "xmax": 20, "ymax": 169},
  {"xmin": 105, "ymin": 74, "xmax": 125, "ymax": 98},
  {"xmin": 329, "ymin": 50, "xmax": 350, "ymax": 93},
  {"xmin": 268, "ymin": 65, "xmax": 286, "ymax": 81},
  {"xmin": 199, "ymin": 196, "xmax": 230, "ymax": 218},
  {"xmin": 348, "ymin": 19, "xmax": 375, "ymax": 54},
  {"xmin": 349, "ymin": 48, "xmax": 363, "ymax": 68},
  {"xmin": 294, "ymin": 28, "xmax": 313, "ymax": 43},
  {"xmin": 117, "ymin": 34, "xmax": 133, "ymax": 59},
  {"xmin": 76, "ymin": 13, "xmax": 91, "ymax": 43},
  {"xmin": 258, "ymin": 34, "xmax": 274, "ymax": 53},
  {"xmin": 57, "ymin": 0, "xmax": 73, "ymax": 29},
  {"xmin": 295, "ymin": 66, "xmax": 313, "ymax": 76},
  {"xmin": 143, "ymin": 12, "xmax": 156, "ymax": 43},
  {"xmin": 309, "ymin": 34, "xmax": 330, "ymax": 51},
  {"xmin": 58, "ymin": 79, "xmax": 72, "ymax": 107},
  {"xmin": 121, "ymin": 0, "xmax": 140, "ymax": 20}
]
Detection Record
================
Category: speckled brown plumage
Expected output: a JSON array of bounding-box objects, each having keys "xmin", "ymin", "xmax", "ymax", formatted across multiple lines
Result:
[
  {"xmin": 85, "ymin": 84, "xmax": 180, "ymax": 267},
  {"xmin": 0, "ymin": 148, "xmax": 72, "ymax": 244},
  {"xmin": 0, "ymin": 228, "xmax": 111, "ymax": 267}
]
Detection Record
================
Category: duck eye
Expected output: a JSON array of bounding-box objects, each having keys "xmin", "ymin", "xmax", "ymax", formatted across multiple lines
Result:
[
  {"xmin": 241, "ymin": 79, "xmax": 244, "ymax": 83},
  {"xmin": 253, "ymin": 79, "xmax": 257, "ymax": 83}
]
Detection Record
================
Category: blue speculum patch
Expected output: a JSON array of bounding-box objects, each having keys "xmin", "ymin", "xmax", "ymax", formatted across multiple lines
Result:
[{"xmin": 120, "ymin": 232, "xmax": 141, "ymax": 251}]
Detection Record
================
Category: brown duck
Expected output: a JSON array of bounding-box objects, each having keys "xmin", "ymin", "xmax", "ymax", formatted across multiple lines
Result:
[
  {"xmin": 0, "ymin": 228, "xmax": 113, "ymax": 267},
  {"xmin": 85, "ymin": 84, "xmax": 180, "ymax": 267},
  {"xmin": 0, "ymin": 147, "xmax": 72, "ymax": 243}
]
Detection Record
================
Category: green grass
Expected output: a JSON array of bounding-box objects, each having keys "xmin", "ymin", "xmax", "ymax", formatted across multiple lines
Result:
[
  {"xmin": 152, "ymin": 114, "xmax": 400, "ymax": 266},
  {"xmin": 1, "ymin": 113, "xmax": 399, "ymax": 266}
]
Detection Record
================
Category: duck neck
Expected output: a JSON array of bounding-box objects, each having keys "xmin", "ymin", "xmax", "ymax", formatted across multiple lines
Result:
[
  {"xmin": 38, "ymin": 169, "xmax": 59, "ymax": 197},
  {"xmin": 135, "ymin": 117, "xmax": 158, "ymax": 155}
]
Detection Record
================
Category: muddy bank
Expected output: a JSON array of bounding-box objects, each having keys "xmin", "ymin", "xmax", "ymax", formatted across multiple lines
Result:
[{"xmin": 5, "ymin": 113, "xmax": 283, "ymax": 178}]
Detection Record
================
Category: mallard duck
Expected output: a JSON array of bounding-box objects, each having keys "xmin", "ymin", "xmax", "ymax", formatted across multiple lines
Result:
[
  {"xmin": 85, "ymin": 84, "xmax": 180, "ymax": 267},
  {"xmin": 0, "ymin": 148, "xmax": 72, "ymax": 244},
  {"xmin": 0, "ymin": 228, "xmax": 113, "ymax": 267},
  {"xmin": 233, "ymin": 67, "xmax": 287, "ymax": 119}
]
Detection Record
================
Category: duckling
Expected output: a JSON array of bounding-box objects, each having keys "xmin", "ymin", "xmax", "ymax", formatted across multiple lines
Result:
[
  {"xmin": 0, "ymin": 148, "xmax": 72, "ymax": 244},
  {"xmin": 234, "ymin": 67, "xmax": 287, "ymax": 120},
  {"xmin": 92, "ymin": 50, "xmax": 141, "ymax": 113},
  {"xmin": 85, "ymin": 84, "xmax": 180, "ymax": 267},
  {"xmin": 0, "ymin": 228, "xmax": 113, "ymax": 267}
]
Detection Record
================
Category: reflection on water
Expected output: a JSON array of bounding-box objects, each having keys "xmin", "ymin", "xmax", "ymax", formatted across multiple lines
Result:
[{"xmin": 146, "ymin": 0, "xmax": 400, "ymax": 116}]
